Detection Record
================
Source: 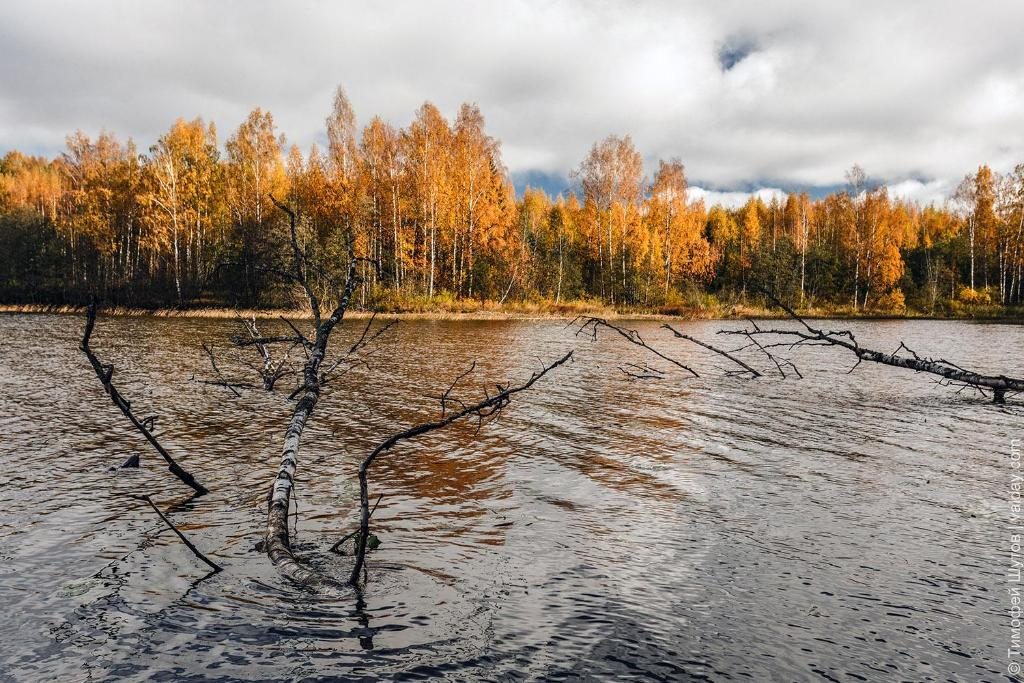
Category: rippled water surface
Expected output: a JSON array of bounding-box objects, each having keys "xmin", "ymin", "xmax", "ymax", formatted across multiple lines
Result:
[{"xmin": 0, "ymin": 313, "xmax": 1018, "ymax": 681}]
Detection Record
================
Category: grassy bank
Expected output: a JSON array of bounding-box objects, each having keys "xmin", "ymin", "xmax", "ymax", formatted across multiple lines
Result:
[
  {"xmin": 2, "ymin": 296, "xmax": 1023, "ymax": 322},
  {"xmin": 0, "ymin": 300, "xmax": 660, "ymax": 321}
]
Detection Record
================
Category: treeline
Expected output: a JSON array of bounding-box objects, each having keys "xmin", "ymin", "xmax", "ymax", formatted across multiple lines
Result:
[{"xmin": 2, "ymin": 86, "xmax": 1023, "ymax": 313}]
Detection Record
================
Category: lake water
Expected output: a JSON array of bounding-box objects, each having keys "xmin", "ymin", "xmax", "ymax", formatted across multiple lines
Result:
[{"xmin": 0, "ymin": 313, "xmax": 1017, "ymax": 681}]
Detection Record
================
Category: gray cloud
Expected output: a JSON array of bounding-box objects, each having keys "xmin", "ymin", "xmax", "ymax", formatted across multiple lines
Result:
[{"xmin": 1, "ymin": 0, "xmax": 1022, "ymax": 201}]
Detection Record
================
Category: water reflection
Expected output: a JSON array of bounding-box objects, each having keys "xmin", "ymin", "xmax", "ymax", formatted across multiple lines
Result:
[{"xmin": 0, "ymin": 313, "xmax": 1018, "ymax": 680}]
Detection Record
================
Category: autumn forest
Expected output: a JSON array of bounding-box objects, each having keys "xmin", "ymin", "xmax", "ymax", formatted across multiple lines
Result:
[{"xmin": 2, "ymin": 86, "xmax": 1022, "ymax": 315}]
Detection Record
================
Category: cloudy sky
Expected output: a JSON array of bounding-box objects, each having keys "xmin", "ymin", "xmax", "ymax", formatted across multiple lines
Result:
[{"xmin": 2, "ymin": 0, "xmax": 1022, "ymax": 206}]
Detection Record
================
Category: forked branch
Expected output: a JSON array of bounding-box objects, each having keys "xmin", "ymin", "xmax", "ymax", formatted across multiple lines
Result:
[
  {"xmin": 320, "ymin": 312, "xmax": 399, "ymax": 386},
  {"xmin": 230, "ymin": 315, "xmax": 301, "ymax": 390},
  {"xmin": 270, "ymin": 192, "xmax": 322, "ymax": 327},
  {"xmin": 349, "ymin": 350, "xmax": 574, "ymax": 586},
  {"xmin": 201, "ymin": 343, "xmax": 244, "ymax": 396}
]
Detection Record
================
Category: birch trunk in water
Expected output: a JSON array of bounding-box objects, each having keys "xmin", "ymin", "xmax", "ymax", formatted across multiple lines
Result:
[
  {"xmin": 263, "ymin": 265, "xmax": 357, "ymax": 584},
  {"xmin": 260, "ymin": 195, "xmax": 357, "ymax": 586}
]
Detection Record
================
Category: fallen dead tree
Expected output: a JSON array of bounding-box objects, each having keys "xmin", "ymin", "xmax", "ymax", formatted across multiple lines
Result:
[
  {"xmin": 81, "ymin": 301, "xmax": 208, "ymax": 494},
  {"xmin": 77, "ymin": 192, "xmax": 570, "ymax": 587},
  {"xmin": 348, "ymin": 351, "xmax": 574, "ymax": 586},
  {"xmin": 721, "ymin": 289, "xmax": 1024, "ymax": 403},
  {"xmin": 257, "ymin": 195, "xmax": 566, "ymax": 588}
]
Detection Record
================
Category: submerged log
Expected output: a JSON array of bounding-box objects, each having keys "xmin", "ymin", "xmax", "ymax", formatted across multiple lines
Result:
[{"xmin": 722, "ymin": 289, "xmax": 1024, "ymax": 403}]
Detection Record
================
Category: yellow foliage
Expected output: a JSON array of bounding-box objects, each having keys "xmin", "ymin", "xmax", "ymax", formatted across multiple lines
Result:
[
  {"xmin": 874, "ymin": 289, "xmax": 906, "ymax": 312},
  {"xmin": 957, "ymin": 287, "xmax": 992, "ymax": 305}
]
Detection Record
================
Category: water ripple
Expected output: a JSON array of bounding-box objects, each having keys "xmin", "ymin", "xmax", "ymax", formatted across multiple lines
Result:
[{"xmin": 0, "ymin": 314, "xmax": 1016, "ymax": 680}]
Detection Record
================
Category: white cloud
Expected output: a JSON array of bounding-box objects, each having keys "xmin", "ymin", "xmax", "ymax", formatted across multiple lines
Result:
[
  {"xmin": 689, "ymin": 187, "xmax": 787, "ymax": 210},
  {"xmin": 1, "ymin": 0, "xmax": 1022, "ymax": 202},
  {"xmin": 885, "ymin": 179, "xmax": 953, "ymax": 207}
]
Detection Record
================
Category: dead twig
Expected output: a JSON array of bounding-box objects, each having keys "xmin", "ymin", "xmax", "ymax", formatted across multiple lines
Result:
[
  {"xmin": 439, "ymin": 361, "xmax": 476, "ymax": 415},
  {"xmin": 618, "ymin": 362, "xmax": 666, "ymax": 380},
  {"xmin": 319, "ymin": 313, "xmax": 399, "ymax": 385},
  {"xmin": 202, "ymin": 343, "xmax": 242, "ymax": 397}
]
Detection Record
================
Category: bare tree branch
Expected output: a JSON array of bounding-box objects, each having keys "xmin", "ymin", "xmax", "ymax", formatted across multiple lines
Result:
[
  {"xmin": 81, "ymin": 301, "xmax": 208, "ymax": 495},
  {"xmin": 319, "ymin": 313, "xmax": 399, "ymax": 385},
  {"xmin": 270, "ymin": 192, "xmax": 322, "ymax": 327},
  {"xmin": 328, "ymin": 494, "xmax": 383, "ymax": 555},
  {"xmin": 230, "ymin": 315, "xmax": 301, "ymax": 390},
  {"xmin": 662, "ymin": 324, "xmax": 762, "ymax": 377},
  {"xmin": 739, "ymin": 330, "xmax": 802, "ymax": 379},
  {"xmin": 618, "ymin": 362, "xmax": 666, "ymax": 380},
  {"xmin": 201, "ymin": 343, "xmax": 242, "ymax": 397},
  {"xmin": 349, "ymin": 350, "xmax": 574, "ymax": 586},
  {"xmin": 439, "ymin": 361, "xmax": 476, "ymax": 416},
  {"xmin": 349, "ymin": 314, "xmax": 399, "ymax": 356},
  {"xmin": 279, "ymin": 315, "xmax": 313, "ymax": 348},
  {"xmin": 573, "ymin": 316, "xmax": 699, "ymax": 378},
  {"xmin": 130, "ymin": 494, "xmax": 221, "ymax": 573}
]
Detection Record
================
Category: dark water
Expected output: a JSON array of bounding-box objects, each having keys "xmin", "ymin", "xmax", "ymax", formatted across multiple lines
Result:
[{"xmin": 0, "ymin": 313, "xmax": 1017, "ymax": 681}]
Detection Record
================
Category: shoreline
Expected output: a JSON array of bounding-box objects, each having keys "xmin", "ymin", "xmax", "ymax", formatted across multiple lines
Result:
[{"xmin": 2, "ymin": 302, "xmax": 1022, "ymax": 323}]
